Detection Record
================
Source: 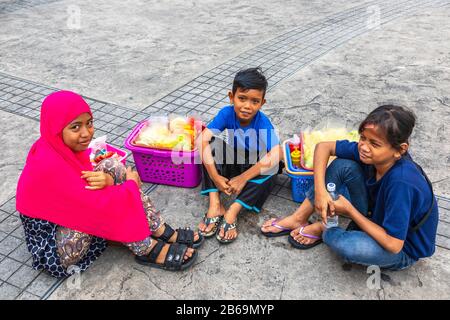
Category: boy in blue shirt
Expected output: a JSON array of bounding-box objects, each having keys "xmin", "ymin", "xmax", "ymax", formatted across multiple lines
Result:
[{"xmin": 197, "ymin": 68, "xmax": 281, "ymax": 244}]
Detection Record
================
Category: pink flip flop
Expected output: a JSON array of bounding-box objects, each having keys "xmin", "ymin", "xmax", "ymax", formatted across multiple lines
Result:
[
  {"xmin": 288, "ymin": 225, "xmax": 323, "ymax": 250},
  {"xmin": 261, "ymin": 219, "xmax": 303, "ymax": 238}
]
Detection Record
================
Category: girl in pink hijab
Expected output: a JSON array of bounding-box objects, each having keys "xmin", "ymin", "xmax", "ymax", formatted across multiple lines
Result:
[{"xmin": 16, "ymin": 91, "xmax": 202, "ymax": 277}]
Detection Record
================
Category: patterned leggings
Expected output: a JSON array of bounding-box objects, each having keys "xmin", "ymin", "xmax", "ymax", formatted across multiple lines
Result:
[{"xmin": 56, "ymin": 157, "xmax": 163, "ymax": 268}]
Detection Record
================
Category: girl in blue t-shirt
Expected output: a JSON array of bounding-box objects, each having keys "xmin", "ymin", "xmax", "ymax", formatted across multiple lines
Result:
[{"xmin": 261, "ymin": 105, "xmax": 439, "ymax": 270}]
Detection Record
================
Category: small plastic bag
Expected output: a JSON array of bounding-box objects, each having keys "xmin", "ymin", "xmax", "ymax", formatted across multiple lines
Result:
[{"xmin": 88, "ymin": 135, "xmax": 118, "ymax": 164}]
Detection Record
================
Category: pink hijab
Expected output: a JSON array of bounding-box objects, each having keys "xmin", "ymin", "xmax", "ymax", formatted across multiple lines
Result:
[{"xmin": 16, "ymin": 91, "xmax": 151, "ymax": 242}]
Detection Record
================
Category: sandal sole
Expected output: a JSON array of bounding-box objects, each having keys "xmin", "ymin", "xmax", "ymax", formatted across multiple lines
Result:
[
  {"xmin": 135, "ymin": 250, "xmax": 198, "ymax": 271},
  {"xmin": 288, "ymin": 235, "xmax": 323, "ymax": 250},
  {"xmin": 198, "ymin": 228, "xmax": 218, "ymax": 238},
  {"xmin": 191, "ymin": 234, "xmax": 205, "ymax": 249},
  {"xmin": 216, "ymin": 232, "xmax": 238, "ymax": 244},
  {"xmin": 260, "ymin": 229, "xmax": 292, "ymax": 238},
  {"xmin": 198, "ymin": 216, "xmax": 223, "ymax": 238},
  {"xmin": 216, "ymin": 236, "xmax": 237, "ymax": 244}
]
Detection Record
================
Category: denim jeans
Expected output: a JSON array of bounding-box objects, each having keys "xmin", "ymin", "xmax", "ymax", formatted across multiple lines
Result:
[{"xmin": 305, "ymin": 158, "xmax": 417, "ymax": 271}]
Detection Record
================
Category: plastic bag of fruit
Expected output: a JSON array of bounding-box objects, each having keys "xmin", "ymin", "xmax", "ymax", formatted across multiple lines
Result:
[
  {"xmin": 301, "ymin": 128, "xmax": 359, "ymax": 170},
  {"xmin": 133, "ymin": 115, "xmax": 200, "ymax": 151}
]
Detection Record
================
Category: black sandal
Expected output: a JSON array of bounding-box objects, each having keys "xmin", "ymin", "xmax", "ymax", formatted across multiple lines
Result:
[
  {"xmin": 135, "ymin": 239, "xmax": 198, "ymax": 271},
  {"xmin": 155, "ymin": 224, "xmax": 205, "ymax": 249}
]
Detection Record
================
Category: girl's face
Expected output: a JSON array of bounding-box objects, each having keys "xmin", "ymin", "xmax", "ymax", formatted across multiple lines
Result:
[
  {"xmin": 358, "ymin": 125, "xmax": 406, "ymax": 166},
  {"xmin": 62, "ymin": 112, "xmax": 94, "ymax": 152}
]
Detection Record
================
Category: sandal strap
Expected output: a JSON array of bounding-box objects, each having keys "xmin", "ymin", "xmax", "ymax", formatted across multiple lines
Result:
[
  {"xmin": 176, "ymin": 228, "xmax": 194, "ymax": 246},
  {"xmin": 203, "ymin": 215, "xmax": 222, "ymax": 226},
  {"xmin": 158, "ymin": 224, "xmax": 175, "ymax": 242},
  {"xmin": 147, "ymin": 239, "xmax": 165, "ymax": 263},
  {"xmin": 271, "ymin": 219, "xmax": 292, "ymax": 232},
  {"xmin": 221, "ymin": 221, "xmax": 236, "ymax": 234},
  {"xmin": 299, "ymin": 226, "xmax": 322, "ymax": 240},
  {"xmin": 164, "ymin": 243, "xmax": 188, "ymax": 269}
]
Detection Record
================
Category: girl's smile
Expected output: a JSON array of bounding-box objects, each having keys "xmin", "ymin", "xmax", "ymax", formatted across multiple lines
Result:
[{"xmin": 62, "ymin": 112, "xmax": 95, "ymax": 152}]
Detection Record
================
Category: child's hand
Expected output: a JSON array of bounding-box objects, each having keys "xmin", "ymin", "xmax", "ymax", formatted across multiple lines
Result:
[
  {"xmin": 332, "ymin": 195, "xmax": 354, "ymax": 218},
  {"xmin": 81, "ymin": 171, "xmax": 114, "ymax": 190},
  {"xmin": 213, "ymin": 175, "xmax": 231, "ymax": 196},
  {"xmin": 228, "ymin": 175, "xmax": 247, "ymax": 195},
  {"xmin": 126, "ymin": 167, "xmax": 142, "ymax": 187}
]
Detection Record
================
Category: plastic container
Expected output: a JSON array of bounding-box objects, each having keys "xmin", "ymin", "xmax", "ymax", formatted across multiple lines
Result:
[
  {"xmin": 300, "ymin": 130, "xmax": 355, "ymax": 170},
  {"xmin": 282, "ymin": 140, "xmax": 314, "ymax": 203},
  {"xmin": 124, "ymin": 121, "xmax": 202, "ymax": 188},
  {"xmin": 291, "ymin": 148, "xmax": 301, "ymax": 168},
  {"xmin": 289, "ymin": 134, "xmax": 301, "ymax": 152},
  {"xmin": 325, "ymin": 182, "xmax": 339, "ymax": 228},
  {"xmin": 88, "ymin": 144, "xmax": 128, "ymax": 166},
  {"xmin": 300, "ymin": 132, "xmax": 314, "ymax": 171}
]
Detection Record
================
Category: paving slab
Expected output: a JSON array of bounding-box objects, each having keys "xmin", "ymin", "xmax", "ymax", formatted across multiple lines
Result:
[{"xmin": 0, "ymin": 0, "xmax": 375, "ymax": 109}]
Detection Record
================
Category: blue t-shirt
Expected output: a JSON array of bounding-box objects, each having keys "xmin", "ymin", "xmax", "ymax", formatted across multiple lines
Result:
[
  {"xmin": 335, "ymin": 140, "xmax": 439, "ymax": 261},
  {"xmin": 207, "ymin": 105, "xmax": 280, "ymax": 153}
]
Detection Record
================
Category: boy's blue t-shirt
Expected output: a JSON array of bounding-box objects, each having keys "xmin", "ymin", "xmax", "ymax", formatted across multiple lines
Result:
[
  {"xmin": 207, "ymin": 105, "xmax": 280, "ymax": 153},
  {"xmin": 335, "ymin": 140, "xmax": 439, "ymax": 261}
]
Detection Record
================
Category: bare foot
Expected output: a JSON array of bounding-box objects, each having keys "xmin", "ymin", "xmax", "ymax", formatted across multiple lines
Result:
[
  {"xmin": 198, "ymin": 203, "xmax": 226, "ymax": 234},
  {"xmin": 260, "ymin": 215, "xmax": 307, "ymax": 234},
  {"xmin": 218, "ymin": 211, "xmax": 238, "ymax": 241},
  {"xmin": 290, "ymin": 222, "xmax": 324, "ymax": 245}
]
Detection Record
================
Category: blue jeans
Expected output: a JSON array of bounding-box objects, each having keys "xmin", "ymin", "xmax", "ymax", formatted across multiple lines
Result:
[{"xmin": 305, "ymin": 159, "xmax": 417, "ymax": 271}]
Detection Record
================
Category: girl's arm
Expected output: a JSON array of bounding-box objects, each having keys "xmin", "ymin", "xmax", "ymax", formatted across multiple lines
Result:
[
  {"xmin": 336, "ymin": 196, "xmax": 405, "ymax": 254},
  {"xmin": 313, "ymin": 141, "xmax": 337, "ymax": 224}
]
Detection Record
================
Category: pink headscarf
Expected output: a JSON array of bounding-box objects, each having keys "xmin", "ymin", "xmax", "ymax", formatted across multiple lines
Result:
[{"xmin": 16, "ymin": 91, "xmax": 151, "ymax": 242}]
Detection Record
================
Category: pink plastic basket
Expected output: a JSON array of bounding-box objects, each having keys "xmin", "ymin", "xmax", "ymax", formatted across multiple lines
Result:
[{"xmin": 124, "ymin": 121, "xmax": 202, "ymax": 188}]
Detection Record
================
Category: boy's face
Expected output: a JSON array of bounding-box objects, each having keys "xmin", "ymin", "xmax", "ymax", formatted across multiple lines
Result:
[
  {"xmin": 62, "ymin": 112, "xmax": 95, "ymax": 152},
  {"xmin": 229, "ymin": 87, "xmax": 266, "ymax": 126}
]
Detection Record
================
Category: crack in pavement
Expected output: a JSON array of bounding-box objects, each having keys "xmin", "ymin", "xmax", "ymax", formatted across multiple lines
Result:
[
  {"xmin": 413, "ymin": 267, "xmax": 424, "ymax": 288},
  {"xmin": 279, "ymin": 276, "xmax": 286, "ymax": 300},
  {"xmin": 132, "ymin": 266, "xmax": 178, "ymax": 300},
  {"xmin": 436, "ymin": 97, "xmax": 450, "ymax": 107},
  {"xmin": 194, "ymin": 247, "xmax": 220, "ymax": 267}
]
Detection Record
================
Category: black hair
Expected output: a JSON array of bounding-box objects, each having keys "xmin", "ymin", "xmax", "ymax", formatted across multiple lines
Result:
[
  {"xmin": 232, "ymin": 67, "xmax": 268, "ymax": 97},
  {"xmin": 358, "ymin": 104, "xmax": 416, "ymax": 151}
]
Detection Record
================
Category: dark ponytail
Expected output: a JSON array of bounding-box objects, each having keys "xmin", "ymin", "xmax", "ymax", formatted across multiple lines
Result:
[{"xmin": 359, "ymin": 105, "xmax": 416, "ymax": 151}]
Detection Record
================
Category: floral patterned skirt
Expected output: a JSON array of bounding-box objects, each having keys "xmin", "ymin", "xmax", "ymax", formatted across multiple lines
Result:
[{"xmin": 19, "ymin": 157, "xmax": 163, "ymax": 278}]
